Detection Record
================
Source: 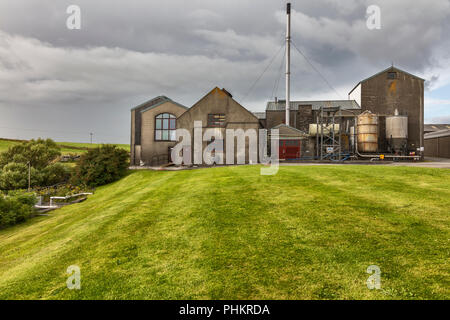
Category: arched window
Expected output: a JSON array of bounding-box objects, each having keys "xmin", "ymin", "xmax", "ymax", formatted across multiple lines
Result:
[{"xmin": 155, "ymin": 113, "xmax": 176, "ymax": 141}]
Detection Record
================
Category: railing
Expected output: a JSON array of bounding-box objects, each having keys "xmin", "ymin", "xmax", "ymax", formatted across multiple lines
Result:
[{"xmin": 35, "ymin": 193, "xmax": 93, "ymax": 209}]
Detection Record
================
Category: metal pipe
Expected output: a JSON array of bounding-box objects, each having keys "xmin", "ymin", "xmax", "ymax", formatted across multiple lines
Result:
[{"xmin": 285, "ymin": 2, "xmax": 291, "ymax": 126}]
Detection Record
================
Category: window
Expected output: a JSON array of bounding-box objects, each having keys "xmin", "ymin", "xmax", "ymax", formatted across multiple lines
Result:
[
  {"xmin": 387, "ymin": 72, "xmax": 397, "ymax": 79},
  {"xmin": 207, "ymin": 114, "xmax": 226, "ymax": 127},
  {"xmin": 155, "ymin": 113, "xmax": 176, "ymax": 141}
]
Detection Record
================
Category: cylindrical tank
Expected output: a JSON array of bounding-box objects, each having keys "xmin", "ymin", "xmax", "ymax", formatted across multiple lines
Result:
[
  {"xmin": 357, "ymin": 111, "xmax": 378, "ymax": 153},
  {"xmin": 386, "ymin": 109, "xmax": 408, "ymax": 153}
]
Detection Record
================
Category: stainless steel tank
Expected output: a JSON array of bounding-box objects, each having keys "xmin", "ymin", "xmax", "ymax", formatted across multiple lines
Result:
[
  {"xmin": 357, "ymin": 111, "xmax": 378, "ymax": 153},
  {"xmin": 386, "ymin": 109, "xmax": 408, "ymax": 153}
]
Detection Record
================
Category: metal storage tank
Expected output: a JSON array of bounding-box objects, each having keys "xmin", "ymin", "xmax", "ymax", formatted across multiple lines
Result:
[
  {"xmin": 357, "ymin": 111, "xmax": 378, "ymax": 152},
  {"xmin": 386, "ymin": 109, "xmax": 408, "ymax": 153}
]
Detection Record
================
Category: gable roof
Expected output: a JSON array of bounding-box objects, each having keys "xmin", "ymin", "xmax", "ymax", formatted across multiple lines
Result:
[
  {"xmin": 349, "ymin": 66, "xmax": 426, "ymax": 95},
  {"xmin": 178, "ymin": 87, "xmax": 259, "ymax": 122},
  {"xmin": 266, "ymin": 100, "xmax": 360, "ymax": 111},
  {"xmin": 272, "ymin": 123, "xmax": 305, "ymax": 133},
  {"xmin": 270, "ymin": 124, "xmax": 308, "ymax": 138},
  {"xmin": 131, "ymin": 96, "xmax": 188, "ymax": 113}
]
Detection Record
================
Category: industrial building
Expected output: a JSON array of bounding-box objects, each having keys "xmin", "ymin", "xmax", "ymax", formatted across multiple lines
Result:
[
  {"xmin": 130, "ymin": 2, "xmax": 428, "ymax": 165},
  {"xmin": 130, "ymin": 65, "xmax": 426, "ymax": 165},
  {"xmin": 424, "ymin": 129, "xmax": 450, "ymax": 158}
]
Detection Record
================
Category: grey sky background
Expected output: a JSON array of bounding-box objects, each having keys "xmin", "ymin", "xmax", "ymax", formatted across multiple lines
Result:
[{"xmin": 0, "ymin": 0, "xmax": 449, "ymax": 143}]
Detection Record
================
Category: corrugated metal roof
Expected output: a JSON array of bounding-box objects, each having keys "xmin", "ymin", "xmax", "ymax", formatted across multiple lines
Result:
[
  {"xmin": 424, "ymin": 129, "xmax": 450, "ymax": 139},
  {"xmin": 424, "ymin": 124, "xmax": 450, "ymax": 133},
  {"xmin": 252, "ymin": 112, "xmax": 266, "ymax": 119},
  {"xmin": 266, "ymin": 100, "xmax": 360, "ymax": 111}
]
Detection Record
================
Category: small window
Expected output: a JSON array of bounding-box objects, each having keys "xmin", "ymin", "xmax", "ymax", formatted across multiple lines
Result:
[
  {"xmin": 388, "ymin": 72, "xmax": 397, "ymax": 79},
  {"xmin": 207, "ymin": 114, "xmax": 226, "ymax": 127},
  {"xmin": 155, "ymin": 113, "xmax": 176, "ymax": 141}
]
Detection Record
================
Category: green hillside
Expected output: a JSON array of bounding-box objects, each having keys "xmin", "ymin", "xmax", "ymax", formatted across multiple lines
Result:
[
  {"xmin": 0, "ymin": 166, "xmax": 448, "ymax": 299},
  {"xmin": 0, "ymin": 138, "xmax": 129, "ymax": 154}
]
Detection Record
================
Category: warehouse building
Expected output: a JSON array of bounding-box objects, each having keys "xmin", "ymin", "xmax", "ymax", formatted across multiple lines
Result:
[
  {"xmin": 176, "ymin": 87, "xmax": 261, "ymax": 165},
  {"xmin": 130, "ymin": 66, "xmax": 427, "ymax": 165},
  {"xmin": 424, "ymin": 129, "xmax": 450, "ymax": 158},
  {"xmin": 349, "ymin": 66, "xmax": 425, "ymax": 154}
]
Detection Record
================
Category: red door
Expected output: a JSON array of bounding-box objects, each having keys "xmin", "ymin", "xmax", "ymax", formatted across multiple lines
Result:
[{"xmin": 279, "ymin": 140, "xmax": 301, "ymax": 160}]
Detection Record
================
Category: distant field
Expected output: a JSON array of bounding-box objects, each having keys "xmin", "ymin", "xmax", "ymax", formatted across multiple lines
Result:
[
  {"xmin": 0, "ymin": 138, "xmax": 129, "ymax": 154},
  {"xmin": 0, "ymin": 165, "xmax": 448, "ymax": 299}
]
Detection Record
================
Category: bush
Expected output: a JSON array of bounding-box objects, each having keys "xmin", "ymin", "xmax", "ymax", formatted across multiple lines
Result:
[
  {"xmin": 41, "ymin": 163, "xmax": 71, "ymax": 186},
  {"xmin": 0, "ymin": 192, "xmax": 36, "ymax": 228},
  {"xmin": 0, "ymin": 163, "xmax": 41, "ymax": 190},
  {"xmin": 0, "ymin": 138, "xmax": 60, "ymax": 169},
  {"xmin": 72, "ymin": 145, "xmax": 129, "ymax": 187},
  {"xmin": 0, "ymin": 138, "xmax": 70, "ymax": 190}
]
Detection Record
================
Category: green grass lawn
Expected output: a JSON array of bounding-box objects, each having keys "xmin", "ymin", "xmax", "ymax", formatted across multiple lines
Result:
[
  {"xmin": 0, "ymin": 138, "xmax": 129, "ymax": 154},
  {"xmin": 0, "ymin": 166, "xmax": 448, "ymax": 300}
]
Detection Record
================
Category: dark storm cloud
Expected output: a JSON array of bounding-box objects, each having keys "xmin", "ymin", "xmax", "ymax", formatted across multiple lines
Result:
[{"xmin": 0, "ymin": 0, "xmax": 449, "ymax": 143}]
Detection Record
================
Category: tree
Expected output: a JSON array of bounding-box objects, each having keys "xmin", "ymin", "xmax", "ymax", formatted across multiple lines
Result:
[
  {"xmin": 0, "ymin": 138, "xmax": 61, "ymax": 169},
  {"xmin": 72, "ymin": 145, "xmax": 129, "ymax": 187},
  {"xmin": 0, "ymin": 138, "xmax": 68, "ymax": 190}
]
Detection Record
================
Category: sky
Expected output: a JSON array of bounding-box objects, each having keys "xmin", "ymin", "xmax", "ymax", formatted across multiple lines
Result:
[{"xmin": 0, "ymin": 0, "xmax": 449, "ymax": 144}]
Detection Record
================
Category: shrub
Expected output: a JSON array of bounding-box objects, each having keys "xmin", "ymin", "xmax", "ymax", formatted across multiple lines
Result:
[
  {"xmin": 0, "ymin": 138, "xmax": 70, "ymax": 190},
  {"xmin": 0, "ymin": 163, "xmax": 41, "ymax": 190},
  {"xmin": 72, "ymin": 145, "xmax": 129, "ymax": 187},
  {"xmin": 41, "ymin": 163, "xmax": 71, "ymax": 186},
  {"xmin": 0, "ymin": 138, "xmax": 60, "ymax": 169},
  {"xmin": 0, "ymin": 192, "xmax": 36, "ymax": 228}
]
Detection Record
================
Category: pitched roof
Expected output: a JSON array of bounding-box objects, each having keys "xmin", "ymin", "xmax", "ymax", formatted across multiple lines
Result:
[
  {"xmin": 424, "ymin": 124, "xmax": 450, "ymax": 132},
  {"xmin": 131, "ymin": 96, "xmax": 188, "ymax": 112},
  {"xmin": 179, "ymin": 87, "xmax": 259, "ymax": 122},
  {"xmin": 270, "ymin": 124, "xmax": 308, "ymax": 138},
  {"xmin": 424, "ymin": 129, "xmax": 450, "ymax": 139},
  {"xmin": 266, "ymin": 100, "xmax": 360, "ymax": 111},
  {"xmin": 349, "ymin": 66, "xmax": 426, "ymax": 95}
]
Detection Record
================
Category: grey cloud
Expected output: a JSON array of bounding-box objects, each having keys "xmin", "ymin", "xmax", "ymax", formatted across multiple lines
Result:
[{"xmin": 0, "ymin": 0, "xmax": 450, "ymax": 143}]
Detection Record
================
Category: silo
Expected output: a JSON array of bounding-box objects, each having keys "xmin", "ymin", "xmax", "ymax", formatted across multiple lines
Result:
[
  {"xmin": 386, "ymin": 109, "xmax": 408, "ymax": 153},
  {"xmin": 357, "ymin": 111, "xmax": 378, "ymax": 153}
]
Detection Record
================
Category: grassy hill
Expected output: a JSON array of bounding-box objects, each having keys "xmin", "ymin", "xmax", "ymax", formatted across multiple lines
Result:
[
  {"xmin": 0, "ymin": 165, "xmax": 448, "ymax": 299},
  {"xmin": 0, "ymin": 138, "xmax": 129, "ymax": 154}
]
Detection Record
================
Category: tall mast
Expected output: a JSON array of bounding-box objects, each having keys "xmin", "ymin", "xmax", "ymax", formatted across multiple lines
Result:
[{"xmin": 285, "ymin": 2, "xmax": 291, "ymax": 126}]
